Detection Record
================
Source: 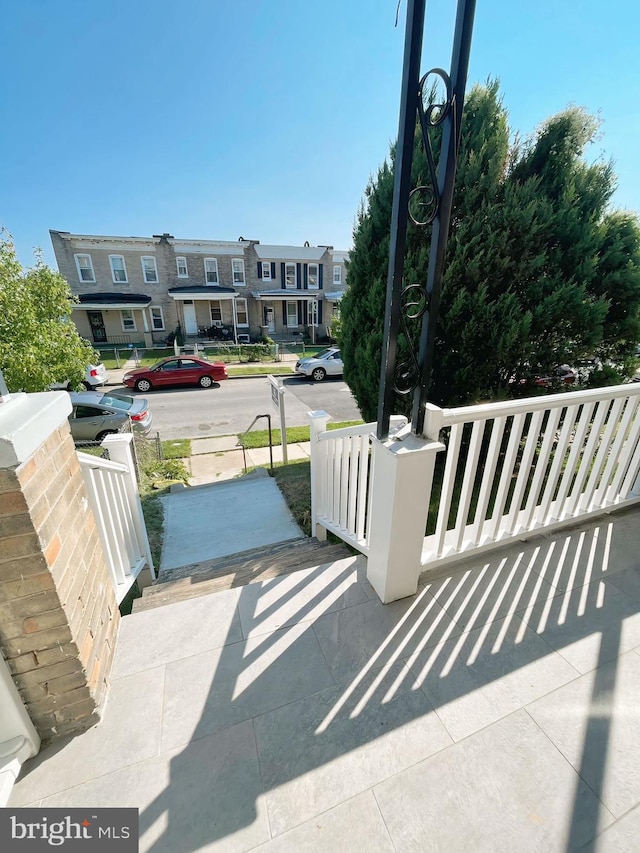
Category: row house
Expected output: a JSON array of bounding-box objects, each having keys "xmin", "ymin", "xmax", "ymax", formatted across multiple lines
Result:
[{"xmin": 49, "ymin": 230, "xmax": 348, "ymax": 348}]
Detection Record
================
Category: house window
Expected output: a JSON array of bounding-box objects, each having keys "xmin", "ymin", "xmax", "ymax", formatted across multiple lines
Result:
[
  {"xmin": 286, "ymin": 301, "xmax": 298, "ymax": 327},
  {"xmin": 285, "ymin": 263, "xmax": 297, "ymax": 289},
  {"xmin": 308, "ymin": 263, "xmax": 319, "ymax": 289},
  {"xmin": 150, "ymin": 306, "xmax": 165, "ymax": 330},
  {"xmin": 261, "ymin": 262, "xmax": 271, "ymax": 281},
  {"xmin": 232, "ymin": 258, "xmax": 245, "ymax": 285},
  {"xmin": 236, "ymin": 297, "xmax": 248, "ymax": 326},
  {"xmin": 74, "ymin": 253, "xmax": 95, "ymax": 282},
  {"xmin": 333, "ymin": 265, "xmax": 342, "ymax": 285},
  {"xmin": 109, "ymin": 255, "xmax": 128, "ymax": 283},
  {"xmin": 210, "ymin": 301, "xmax": 222, "ymax": 323},
  {"xmin": 121, "ymin": 309, "xmax": 136, "ymax": 332},
  {"xmin": 204, "ymin": 258, "xmax": 219, "ymax": 284},
  {"xmin": 176, "ymin": 256, "xmax": 188, "ymax": 278},
  {"xmin": 141, "ymin": 256, "xmax": 158, "ymax": 283}
]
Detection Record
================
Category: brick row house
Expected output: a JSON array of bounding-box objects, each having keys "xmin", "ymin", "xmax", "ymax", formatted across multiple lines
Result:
[{"xmin": 49, "ymin": 230, "xmax": 348, "ymax": 347}]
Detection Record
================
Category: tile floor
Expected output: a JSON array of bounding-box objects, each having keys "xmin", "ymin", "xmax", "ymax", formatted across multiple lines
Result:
[{"xmin": 9, "ymin": 509, "xmax": 640, "ymax": 852}]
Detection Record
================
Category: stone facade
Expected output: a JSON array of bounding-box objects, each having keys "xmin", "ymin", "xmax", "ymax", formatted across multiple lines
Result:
[
  {"xmin": 50, "ymin": 230, "xmax": 348, "ymax": 346},
  {"xmin": 0, "ymin": 394, "xmax": 119, "ymax": 742}
]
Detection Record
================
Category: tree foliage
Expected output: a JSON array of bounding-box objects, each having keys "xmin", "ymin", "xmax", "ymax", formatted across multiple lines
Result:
[
  {"xmin": 342, "ymin": 81, "xmax": 640, "ymax": 420},
  {"xmin": 0, "ymin": 233, "xmax": 97, "ymax": 392}
]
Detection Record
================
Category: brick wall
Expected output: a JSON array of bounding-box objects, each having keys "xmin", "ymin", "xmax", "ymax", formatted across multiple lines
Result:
[{"xmin": 0, "ymin": 419, "xmax": 119, "ymax": 742}]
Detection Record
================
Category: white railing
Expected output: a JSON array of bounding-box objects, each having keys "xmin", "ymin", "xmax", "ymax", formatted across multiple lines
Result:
[
  {"xmin": 421, "ymin": 383, "xmax": 640, "ymax": 570},
  {"xmin": 309, "ymin": 414, "xmax": 407, "ymax": 554},
  {"xmin": 77, "ymin": 434, "xmax": 154, "ymax": 603}
]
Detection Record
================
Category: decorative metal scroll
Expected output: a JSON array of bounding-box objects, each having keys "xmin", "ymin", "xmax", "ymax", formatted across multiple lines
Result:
[
  {"xmin": 394, "ymin": 69, "xmax": 454, "ymax": 397},
  {"xmin": 376, "ymin": 0, "xmax": 476, "ymax": 440}
]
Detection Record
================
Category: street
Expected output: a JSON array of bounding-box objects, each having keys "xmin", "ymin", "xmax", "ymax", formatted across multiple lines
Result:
[{"xmin": 114, "ymin": 375, "xmax": 362, "ymax": 439}]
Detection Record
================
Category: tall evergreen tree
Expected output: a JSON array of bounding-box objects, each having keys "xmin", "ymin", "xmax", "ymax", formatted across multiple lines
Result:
[{"xmin": 341, "ymin": 82, "xmax": 640, "ymax": 420}]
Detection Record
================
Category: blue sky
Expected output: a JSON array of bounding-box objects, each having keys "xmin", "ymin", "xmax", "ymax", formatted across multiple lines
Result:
[{"xmin": 2, "ymin": 0, "xmax": 639, "ymax": 268}]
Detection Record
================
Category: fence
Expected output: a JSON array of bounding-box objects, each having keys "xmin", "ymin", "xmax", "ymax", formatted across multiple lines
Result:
[
  {"xmin": 420, "ymin": 382, "xmax": 640, "ymax": 570},
  {"xmin": 309, "ymin": 415, "xmax": 407, "ymax": 554},
  {"xmin": 310, "ymin": 383, "xmax": 640, "ymax": 602},
  {"xmin": 77, "ymin": 434, "xmax": 154, "ymax": 604}
]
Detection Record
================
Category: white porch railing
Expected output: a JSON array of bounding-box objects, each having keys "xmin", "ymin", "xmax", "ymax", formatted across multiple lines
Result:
[
  {"xmin": 309, "ymin": 383, "xmax": 640, "ymax": 603},
  {"xmin": 77, "ymin": 434, "xmax": 154, "ymax": 603},
  {"xmin": 421, "ymin": 383, "xmax": 640, "ymax": 570},
  {"xmin": 309, "ymin": 413, "xmax": 408, "ymax": 554}
]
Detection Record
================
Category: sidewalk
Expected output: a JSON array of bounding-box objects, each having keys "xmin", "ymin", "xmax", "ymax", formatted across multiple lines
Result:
[{"xmin": 187, "ymin": 436, "xmax": 311, "ymax": 485}]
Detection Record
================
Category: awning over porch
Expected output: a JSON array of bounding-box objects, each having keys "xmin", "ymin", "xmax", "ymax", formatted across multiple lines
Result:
[
  {"xmin": 250, "ymin": 290, "xmax": 320, "ymax": 301},
  {"xmin": 73, "ymin": 292, "xmax": 152, "ymax": 310},
  {"xmin": 168, "ymin": 286, "xmax": 237, "ymax": 301},
  {"xmin": 324, "ymin": 290, "xmax": 345, "ymax": 302}
]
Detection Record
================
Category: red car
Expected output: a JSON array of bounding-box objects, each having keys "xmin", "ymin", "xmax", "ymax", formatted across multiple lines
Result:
[{"xmin": 123, "ymin": 357, "xmax": 228, "ymax": 392}]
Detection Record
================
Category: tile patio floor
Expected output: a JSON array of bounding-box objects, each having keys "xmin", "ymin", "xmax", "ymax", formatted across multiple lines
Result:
[{"xmin": 9, "ymin": 508, "xmax": 640, "ymax": 852}]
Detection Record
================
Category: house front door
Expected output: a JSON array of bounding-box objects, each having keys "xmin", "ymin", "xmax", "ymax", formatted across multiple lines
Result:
[
  {"xmin": 182, "ymin": 301, "xmax": 198, "ymax": 335},
  {"xmin": 264, "ymin": 304, "xmax": 275, "ymax": 333},
  {"xmin": 87, "ymin": 311, "xmax": 107, "ymax": 343}
]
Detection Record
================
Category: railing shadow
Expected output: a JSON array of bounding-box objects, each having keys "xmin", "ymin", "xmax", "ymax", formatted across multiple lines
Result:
[{"xmin": 136, "ymin": 512, "xmax": 639, "ymax": 851}]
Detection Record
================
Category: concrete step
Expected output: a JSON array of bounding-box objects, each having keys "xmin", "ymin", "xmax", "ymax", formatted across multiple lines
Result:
[{"xmin": 133, "ymin": 538, "xmax": 355, "ymax": 612}]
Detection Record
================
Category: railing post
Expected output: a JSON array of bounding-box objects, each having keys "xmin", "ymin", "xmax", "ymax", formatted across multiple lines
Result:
[
  {"xmin": 367, "ymin": 430, "xmax": 445, "ymax": 603},
  {"xmin": 308, "ymin": 410, "xmax": 330, "ymax": 541},
  {"xmin": 101, "ymin": 434, "xmax": 156, "ymax": 581}
]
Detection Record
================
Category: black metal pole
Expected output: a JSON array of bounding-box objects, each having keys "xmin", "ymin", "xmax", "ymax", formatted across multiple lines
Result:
[
  {"xmin": 412, "ymin": 0, "xmax": 476, "ymax": 434},
  {"xmin": 376, "ymin": 0, "xmax": 427, "ymax": 441}
]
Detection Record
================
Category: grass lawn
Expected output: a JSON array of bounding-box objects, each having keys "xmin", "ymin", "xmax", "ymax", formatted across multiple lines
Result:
[
  {"xmin": 271, "ymin": 460, "xmax": 312, "ymax": 535},
  {"xmin": 162, "ymin": 438, "xmax": 191, "ymax": 459},
  {"xmin": 226, "ymin": 365, "xmax": 294, "ymax": 377},
  {"xmin": 281, "ymin": 345, "xmax": 326, "ymax": 357},
  {"xmin": 238, "ymin": 419, "xmax": 364, "ymax": 449}
]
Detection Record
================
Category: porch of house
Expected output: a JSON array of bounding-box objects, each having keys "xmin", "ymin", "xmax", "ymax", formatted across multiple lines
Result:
[{"xmin": 9, "ymin": 506, "xmax": 640, "ymax": 852}]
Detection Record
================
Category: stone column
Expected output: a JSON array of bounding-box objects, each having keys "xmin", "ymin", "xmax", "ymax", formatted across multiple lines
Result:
[{"xmin": 0, "ymin": 392, "xmax": 120, "ymax": 742}]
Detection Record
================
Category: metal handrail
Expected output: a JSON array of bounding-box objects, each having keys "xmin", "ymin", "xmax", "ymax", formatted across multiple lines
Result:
[{"xmin": 236, "ymin": 413, "xmax": 274, "ymax": 472}]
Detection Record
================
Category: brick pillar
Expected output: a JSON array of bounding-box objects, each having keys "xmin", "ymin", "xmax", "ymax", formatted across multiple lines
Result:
[{"xmin": 0, "ymin": 392, "xmax": 120, "ymax": 742}]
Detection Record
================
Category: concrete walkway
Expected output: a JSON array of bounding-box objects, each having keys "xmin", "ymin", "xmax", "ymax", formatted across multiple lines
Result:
[
  {"xmin": 10, "ymin": 509, "xmax": 640, "ymax": 851},
  {"xmin": 188, "ymin": 436, "xmax": 311, "ymax": 485},
  {"xmin": 159, "ymin": 471, "xmax": 304, "ymax": 571}
]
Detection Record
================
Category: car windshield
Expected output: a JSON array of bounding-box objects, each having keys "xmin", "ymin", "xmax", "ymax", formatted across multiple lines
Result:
[
  {"xmin": 98, "ymin": 393, "xmax": 135, "ymax": 411},
  {"xmin": 315, "ymin": 349, "xmax": 337, "ymax": 359},
  {"xmin": 150, "ymin": 360, "xmax": 171, "ymax": 370}
]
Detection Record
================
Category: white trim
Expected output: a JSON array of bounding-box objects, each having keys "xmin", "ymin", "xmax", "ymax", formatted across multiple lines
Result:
[
  {"xmin": 235, "ymin": 297, "xmax": 249, "ymax": 327},
  {"xmin": 333, "ymin": 265, "xmax": 342, "ymax": 285},
  {"xmin": 308, "ymin": 263, "xmax": 319, "ymax": 290},
  {"xmin": 286, "ymin": 300, "xmax": 298, "ymax": 328},
  {"xmin": 150, "ymin": 305, "xmax": 165, "ymax": 331},
  {"xmin": 141, "ymin": 255, "xmax": 158, "ymax": 283},
  {"xmin": 261, "ymin": 262, "xmax": 271, "ymax": 281},
  {"xmin": 232, "ymin": 258, "xmax": 245, "ymax": 286},
  {"xmin": 120, "ymin": 309, "xmax": 137, "ymax": 332},
  {"xmin": 176, "ymin": 256, "xmax": 188, "ymax": 278},
  {"xmin": 285, "ymin": 262, "xmax": 297, "ymax": 289},
  {"xmin": 74, "ymin": 253, "xmax": 95, "ymax": 283},
  {"xmin": 72, "ymin": 301, "xmax": 150, "ymax": 310},
  {"xmin": 204, "ymin": 257, "xmax": 219, "ymax": 284},
  {"xmin": 169, "ymin": 291, "xmax": 236, "ymax": 301},
  {"xmin": 109, "ymin": 255, "xmax": 128, "ymax": 283}
]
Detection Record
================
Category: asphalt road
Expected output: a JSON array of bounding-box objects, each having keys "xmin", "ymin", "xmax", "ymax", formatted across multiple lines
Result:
[{"xmin": 113, "ymin": 375, "xmax": 362, "ymax": 440}]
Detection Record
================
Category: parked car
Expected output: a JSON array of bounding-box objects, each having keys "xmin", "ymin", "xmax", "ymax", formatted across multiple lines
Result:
[
  {"xmin": 68, "ymin": 391, "xmax": 152, "ymax": 442},
  {"xmin": 295, "ymin": 348, "xmax": 344, "ymax": 381},
  {"xmin": 532, "ymin": 365, "xmax": 577, "ymax": 387},
  {"xmin": 122, "ymin": 357, "xmax": 228, "ymax": 392},
  {"xmin": 50, "ymin": 362, "xmax": 108, "ymax": 391}
]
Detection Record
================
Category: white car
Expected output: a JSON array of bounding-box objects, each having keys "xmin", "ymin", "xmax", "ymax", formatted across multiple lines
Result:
[
  {"xmin": 50, "ymin": 363, "xmax": 108, "ymax": 391},
  {"xmin": 295, "ymin": 347, "xmax": 344, "ymax": 381}
]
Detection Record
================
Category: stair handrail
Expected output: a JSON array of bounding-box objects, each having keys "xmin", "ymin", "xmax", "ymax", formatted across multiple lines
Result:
[{"xmin": 236, "ymin": 413, "xmax": 274, "ymax": 473}]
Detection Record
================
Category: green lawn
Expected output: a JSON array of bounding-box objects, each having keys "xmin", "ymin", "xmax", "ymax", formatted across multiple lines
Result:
[
  {"xmin": 238, "ymin": 419, "xmax": 364, "ymax": 449},
  {"xmin": 161, "ymin": 438, "xmax": 191, "ymax": 459},
  {"xmin": 226, "ymin": 365, "xmax": 293, "ymax": 377}
]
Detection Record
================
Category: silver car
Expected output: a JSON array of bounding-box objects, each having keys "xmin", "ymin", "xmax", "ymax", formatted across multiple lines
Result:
[
  {"xmin": 67, "ymin": 391, "xmax": 153, "ymax": 442},
  {"xmin": 295, "ymin": 347, "xmax": 344, "ymax": 381}
]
